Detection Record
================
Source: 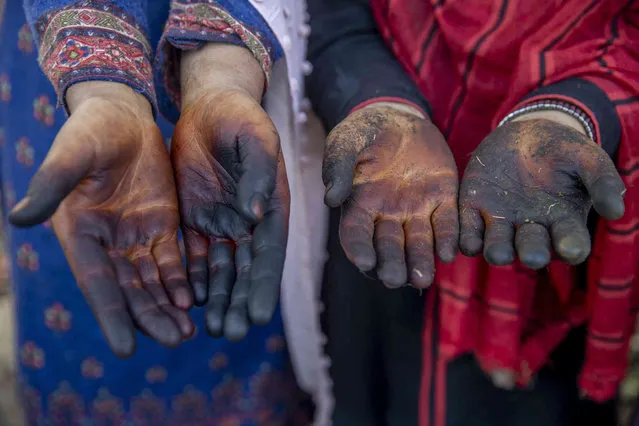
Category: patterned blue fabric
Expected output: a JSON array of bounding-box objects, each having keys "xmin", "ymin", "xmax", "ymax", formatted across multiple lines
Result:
[
  {"xmin": 1, "ymin": 3, "xmax": 304, "ymax": 425},
  {"xmin": 188, "ymin": 0, "xmax": 283, "ymax": 61},
  {"xmin": 23, "ymin": 0, "xmax": 152, "ymax": 49}
]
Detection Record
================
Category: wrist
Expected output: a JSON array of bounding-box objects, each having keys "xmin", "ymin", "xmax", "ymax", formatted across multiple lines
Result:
[
  {"xmin": 180, "ymin": 43, "xmax": 264, "ymax": 107},
  {"xmin": 511, "ymin": 110, "xmax": 588, "ymax": 137},
  {"xmin": 355, "ymin": 100, "xmax": 427, "ymax": 120},
  {"xmin": 66, "ymin": 81, "xmax": 153, "ymax": 120},
  {"xmin": 499, "ymin": 99, "xmax": 596, "ymax": 143}
]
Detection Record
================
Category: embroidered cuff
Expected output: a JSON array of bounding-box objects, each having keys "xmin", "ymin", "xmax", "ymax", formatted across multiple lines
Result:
[
  {"xmin": 35, "ymin": 1, "xmax": 156, "ymax": 115},
  {"xmin": 505, "ymin": 78, "xmax": 621, "ymax": 159},
  {"xmin": 156, "ymin": 0, "xmax": 282, "ymax": 122}
]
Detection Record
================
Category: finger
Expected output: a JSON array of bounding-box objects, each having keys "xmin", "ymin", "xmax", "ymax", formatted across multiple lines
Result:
[
  {"xmin": 374, "ymin": 219, "xmax": 407, "ymax": 288},
  {"xmin": 587, "ymin": 175, "xmax": 625, "ymax": 221},
  {"xmin": 322, "ymin": 134, "xmax": 358, "ymax": 207},
  {"xmin": 111, "ymin": 256, "xmax": 182, "ymax": 348},
  {"xmin": 205, "ymin": 241, "xmax": 235, "ymax": 337},
  {"xmin": 188, "ymin": 204, "xmax": 251, "ymax": 240},
  {"xmin": 404, "ymin": 217, "xmax": 435, "ymax": 288},
  {"xmin": 236, "ymin": 124, "xmax": 280, "ymax": 222},
  {"xmin": 550, "ymin": 217, "xmax": 590, "ymax": 265},
  {"xmin": 460, "ymin": 206, "xmax": 485, "ymax": 257},
  {"xmin": 69, "ymin": 236, "xmax": 136, "ymax": 357},
  {"xmin": 138, "ymin": 252, "xmax": 193, "ymax": 338},
  {"xmin": 248, "ymin": 209, "xmax": 287, "ymax": 326},
  {"xmin": 9, "ymin": 133, "xmax": 92, "ymax": 227},
  {"xmin": 576, "ymin": 151, "xmax": 625, "ymax": 220},
  {"xmin": 515, "ymin": 223, "xmax": 551, "ymax": 270},
  {"xmin": 153, "ymin": 239, "xmax": 193, "ymax": 310},
  {"xmin": 224, "ymin": 240, "xmax": 253, "ymax": 341},
  {"xmin": 184, "ymin": 229, "xmax": 208, "ymax": 305},
  {"xmin": 339, "ymin": 199, "xmax": 376, "ymax": 271},
  {"xmin": 136, "ymin": 253, "xmax": 169, "ymax": 304},
  {"xmin": 483, "ymin": 219, "xmax": 515, "ymax": 266},
  {"xmin": 432, "ymin": 199, "xmax": 459, "ymax": 263}
]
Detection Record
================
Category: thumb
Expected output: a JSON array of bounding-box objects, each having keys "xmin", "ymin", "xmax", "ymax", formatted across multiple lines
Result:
[
  {"xmin": 322, "ymin": 144, "xmax": 358, "ymax": 208},
  {"xmin": 236, "ymin": 121, "xmax": 281, "ymax": 223},
  {"xmin": 9, "ymin": 132, "xmax": 93, "ymax": 227},
  {"xmin": 576, "ymin": 148, "xmax": 625, "ymax": 221}
]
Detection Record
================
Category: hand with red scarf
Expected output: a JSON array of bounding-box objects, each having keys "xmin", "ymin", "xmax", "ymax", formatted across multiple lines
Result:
[
  {"xmin": 7, "ymin": 81, "xmax": 194, "ymax": 357},
  {"xmin": 171, "ymin": 43, "xmax": 290, "ymax": 341},
  {"xmin": 459, "ymin": 112, "xmax": 625, "ymax": 269},
  {"xmin": 458, "ymin": 110, "xmax": 626, "ymax": 389},
  {"xmin": 323, "ymin": 102, "xmax": 459, "ymax": 288}
]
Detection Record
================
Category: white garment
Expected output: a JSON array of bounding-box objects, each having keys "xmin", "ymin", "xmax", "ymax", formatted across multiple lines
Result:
[{"xmin": 247, "ymin": 1, "xmax": 333, "ymax": 424}]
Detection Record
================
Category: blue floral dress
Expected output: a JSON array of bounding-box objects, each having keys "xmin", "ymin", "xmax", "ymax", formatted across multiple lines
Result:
[{"xmin": 0, "ymin": 2, "xmax": 306, "ymax": 425}]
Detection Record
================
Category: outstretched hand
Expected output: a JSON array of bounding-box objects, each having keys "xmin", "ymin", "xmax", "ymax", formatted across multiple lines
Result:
[
  {"xmin": 9, "ymin": 82, "xmax": 194, "ymax": 357},
  {"xmin": 323, "ymin": 103, "xmax": 459, "ymax": 288},
  {"xmin": 172, "ymin": 88, "xmax": 289, "ymax": 341},
  {"xmin": 459, "ymin": 118, "xmax": 625, "ymax": 269}
]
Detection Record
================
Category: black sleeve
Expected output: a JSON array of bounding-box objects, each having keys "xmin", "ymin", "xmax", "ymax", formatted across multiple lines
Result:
[
  {"xmin": 305, "ymin": 0, "xmax": 430, "ymax": 131},
  {"xmin": 521, "ymin": 78, "xmax": 621, "ymax": 159}
]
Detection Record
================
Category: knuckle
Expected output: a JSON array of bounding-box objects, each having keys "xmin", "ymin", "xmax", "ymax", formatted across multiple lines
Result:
[{"xmin": 209, "ymin": 257, "xmax": 233, "ymax": 269}]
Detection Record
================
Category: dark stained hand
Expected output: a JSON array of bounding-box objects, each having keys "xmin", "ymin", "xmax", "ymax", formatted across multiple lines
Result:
[
  {"xmin": 171, "ymin": 89, "xmax": 290, "ymax": 341},
  {"xmin": 459, "ymin": 119, "xmax": 625, "ymax": 269},
  {"xmin": 323, "ymin": 103, "xmax": 459, "ymax": 289},
  {"xmin": 8, "ymin": 82, "xmax": 194, "ymax": 357}
]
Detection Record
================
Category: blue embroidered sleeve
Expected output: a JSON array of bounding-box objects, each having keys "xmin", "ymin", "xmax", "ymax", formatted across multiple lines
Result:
[
  {"xmin": 155, "ymin": 0, "xmax": 283, "ymax": 123},
  {"xmin": 23, "ymin": 0, "xmax": 157, "ymax": 114}
]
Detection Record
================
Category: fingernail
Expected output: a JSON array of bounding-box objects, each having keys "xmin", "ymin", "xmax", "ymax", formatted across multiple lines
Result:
[
  {"xmin": 325, "ymin": 181, "xmax": 334, "ymax": 192},
  {"xmin": 608, "ymin": 197, "xmax": 625, "ymax": 220},
  {"xmin": 181, "ymin": 321, "xmax": 195, "ymax": 338},
  {"xmin": 10, "ymin": 196, "xmax": 30, "ymax": 214},
  {"xmin": 250, "ymin": 194, "xmax": 265, "ymax": 221},
  {"xmin": 521, "ymin": 248, "xmax": 551, "ymax": 270},
  {"xmin": 193, "ymin": 284, "xmax": 207, "ymax": 306},
  {"xmin": 324, "ymin": 182, "xmax": 337, "ymax": 204},
  {"xmin": 484, "ymin": 243, "xmax": 515, "ymax": 266},
  {"xmin": 174, "ymin": 288, "xmax": 192, "ymax": 309},
  {"xmin": 353, "ymin": 256, "xmax": 375, "ymax": 272},
  {"xmin": 556, "ymin": 235, "xmax": 587, "ymax": 262}
]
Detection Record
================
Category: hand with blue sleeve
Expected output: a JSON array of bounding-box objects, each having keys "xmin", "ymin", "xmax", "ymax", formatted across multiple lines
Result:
[
  {"xmin": 157, "ymin": 1, "xmax": 289, "ymax": 341},
  {"xmin": 15, "ymin": 0, "xmax": 194, "ymax": 357}
]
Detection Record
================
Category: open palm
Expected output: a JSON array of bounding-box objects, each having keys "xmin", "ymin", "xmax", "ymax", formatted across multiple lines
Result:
[
  {"xmin": 9, "ymin": 88, "xmax": 193, "ymax": 356},
  {"xmin": 460, "ymin": 119, "xmax": 625, "ymax": 269},
  {"xmin": 172, "ymin": 90, "xmax": 290, "ymax": 341}
]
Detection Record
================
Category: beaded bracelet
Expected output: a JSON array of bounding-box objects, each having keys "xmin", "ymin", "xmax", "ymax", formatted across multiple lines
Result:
[{"xmin": 498, "ymin": 99, "xmax": 596, "ymax": 143}]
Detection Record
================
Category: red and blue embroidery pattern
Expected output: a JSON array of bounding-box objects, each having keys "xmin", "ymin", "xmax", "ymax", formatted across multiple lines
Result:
[
  {"xmin": 166, "ymin": 1, "xmax": 273, "ymax": 79},
  {"xmin": 35, "ymin": 1, "xmax": 155, "ymax": 111},
  {"xmin": 158, "ymin": 0, "xmax": 276, "ymax": 112}
]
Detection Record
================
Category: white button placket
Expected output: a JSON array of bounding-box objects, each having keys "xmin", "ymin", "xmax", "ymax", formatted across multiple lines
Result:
[{"xmin": 280, "ymin": 34, "xmax": 292, "ymax": 50}]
